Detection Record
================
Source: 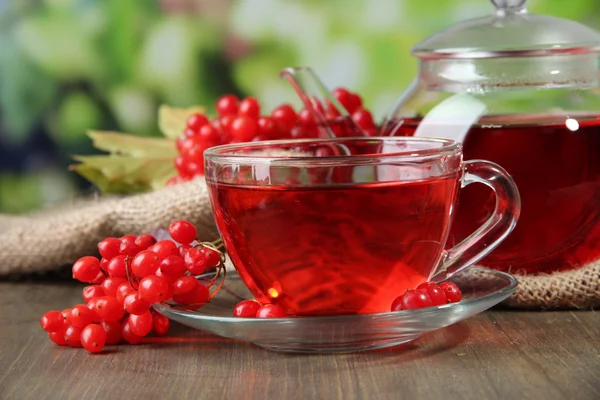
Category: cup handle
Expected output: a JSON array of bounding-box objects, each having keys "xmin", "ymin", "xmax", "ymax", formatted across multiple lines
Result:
[{"xmin": 430, "ymin": 160, "xmax": 521, "ymax": 283}]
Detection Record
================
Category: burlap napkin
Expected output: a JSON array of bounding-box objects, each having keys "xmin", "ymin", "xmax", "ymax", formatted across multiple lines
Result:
[{"xmin": 1, "ymin": 179, "xmax": 598, "ymax": 309}]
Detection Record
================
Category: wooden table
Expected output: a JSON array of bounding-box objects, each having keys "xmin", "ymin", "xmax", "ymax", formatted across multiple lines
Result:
[{"xmin": 1, "ymin": 282, "xmax": 599, "ymax": 400}]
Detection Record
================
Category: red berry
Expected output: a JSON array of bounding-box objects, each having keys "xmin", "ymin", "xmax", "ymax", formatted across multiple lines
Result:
[
  {"xmin": 120, "ymin": 235, "xmax": 141, "ymax": 257},
  {"xmin": 168, "ymin": 220, "xmax": 197, "ymax": 245},
  {"xmin": 201, "ymin": 247, "xmax": 221, "ymax": 268},
  {"xmin": 124, "ymin": 292, "xmax": 151, "ymax": 315},
  {"xmin": 184, "ymin": 128, "xmax": 199, "ymax": 138},
  {"xmin": 298, "ymin": 108, "xmax": 316, "ymax": 126},
  {"xmin": 230, "ymin": 116, "xmax": 258, "ymax": 143},
  {"xmin": 98, "ymin": 238, "xmax": 121, "ymax": 260},
  {"xmin": 391, "ymin": 295, "xmax": 404, "ymax": 311},
  {"xmin": 417, "ymin": 282, "xmax": 447, "ymax": 306},
  {"xmin": 178, "ymin": 243, "xmax": 192, "ymax": 258},
  {"xmin": 40, "ymin": 310, "xmax": 65, "ymax": 333},
  {"xmin": 183, "ymin": 247, "xmax": 207, "ymax": 275},
  {"xmin": 81, "ymin": 324, "xmax": 107, "ymax": 353},
  {"xmin": 106, "ymin": 255, "xmax": 128, "ymax": 278},
  {"xmin": 325, "ymin": 99, "xmax": 341, "ymax": 119},
  {"xmin": 150, "ymin": 240, "xmax": 179, "ymax": 260},
  {"xmin": 100, "ymin": 258, "xmax": 109, "ymax": 273},
  {"xmin": 256, "ymin": 304, "xmax": 286, "ymax": 318},
  {"xmin": 333, "ymin": 88, "xmax": 362, "ymax": 114},
  {"xmin": 94, "ymin": 296, "xmax": 126, "ymax": 322},
  {"xmin": 139, "ymin": 275, "xmax": 172, "ymax": 304},
  {"xmin": 100, "ymin": 321, "xmax": 122, "ymax": 345},
  {"xmin": 82, "ymin": 285, "xmax": 105, "ymax": 303},
  {"xmin": 439, "ymin": 282, "xmax": 462, "ymax": 303},
  {"xmin": 257, "ymin": 116, "xmax": 277, "ymax": 139},
  {"xmin": 131, "ymin": 250, "xmax": 161, "ymax": 277},
  {"xmin": 121, "ymin": 318, "xmax": 143, "ymax": 345},
  {"xmin": 151, "ymin": 312, "xmax": 170, "ymax": 336},
  {"xmin": 199, "ymin": 124, "xmax": 221, "ymax": 145},
  {"xmin": 101, "ymin": 277, "xmax": 128, "ymax": 297},
  {"xmin": 135, "ymin": 234, "xmax": 157, "ymax": 250},
  {"xmin": 64, "ymin": 325, "xmax": 83, "ymax": 348},
  {"xmin": 173, "ymin": 284, "xmax": 210, "ymax": 310},
  {"xmin": 67, "ymin": 304, "xmax": 95, "ymax": 328},
  {"xmin": 72, "ymin": 256, "xmax": 101, "ymax": 283},
  {"xmin": 271, "ymin": 104, "xmax": 297, "ymax": 132},
  {"xmin": 173, "ymin": 275, "xmax": 199, "ymax": 296},
  {"xmin": 352, "ymin": 108, "xmax": 375, "ymax": 130},
  {"xmin": 61, "ymin": 308, "xmax": 71, "ymax": 319},
  {"xmin": 216, "ymin": 94, "xmax": 239, "ymax": 117},
  {"xmin": 187, "ymin": 113, "xmax": 210, "ymax": 132},
  {"xmin": 233, "ymin": 300, "xmax": 261, "ymax": 318},
  {"xmin": 129, "ymin": 311, "xmax": 153, "ymax": 337},
  {"xmin": 116, "ymin": 282, "xmax": 135, "ymax": 304},
  {"xmin": 398, "ymin": 290, "xmax": 433, "ymax": 310},
  {"xmin": 238, "ymin": 97, "xmax": 260, "ymax": 120},
  {"xmin": 86, "ymin": 299, "xmax": 101, "ymax": 322},
  {"xmin": 160, "ymin": 255, "xmax": 187, "ymax": 278},
  {"xmin": 348, "ymin": 92, "xmax": 363, "ymax": 113},
  {"xmin": 90, "ymin": 271, "xmax": 106, "ymax": 285},
  {"xmin": 290, "ymin": 125, "xmax": 318, "ymax": 139},
  {"xmin": 49, "ymin": 327, "xmax": 67, "ymax": 346}
]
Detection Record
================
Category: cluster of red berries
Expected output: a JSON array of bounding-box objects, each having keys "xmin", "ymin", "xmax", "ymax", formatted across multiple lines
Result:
[
  {"xmin": 232, "ymin": 300, "xmax": 287, "ymax": 318},
  {"xmin": 391, "ymin": 281, "xmax": 462, "ymax": 311},
  {"xmin": 39, "ymin": 220, "xmax": 223, "ymax": 353},
  {"xmin": 169, "ymin": 88, "xmax": 377, "ymax": 184}
]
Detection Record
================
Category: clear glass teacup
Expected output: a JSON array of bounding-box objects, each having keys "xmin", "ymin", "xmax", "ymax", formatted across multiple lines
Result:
[{"xmin": 204, "ymin": 137, "xmax": 520, "ymax": 316}]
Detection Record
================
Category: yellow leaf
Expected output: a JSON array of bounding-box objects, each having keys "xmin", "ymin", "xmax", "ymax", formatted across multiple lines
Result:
[
  {"xmin": 86, "ymin": 131, "xmax": 177, "ymax": 158},
  {"xmin": 158, "ymin": 104, "xmax": 206, "ymax": 139}
]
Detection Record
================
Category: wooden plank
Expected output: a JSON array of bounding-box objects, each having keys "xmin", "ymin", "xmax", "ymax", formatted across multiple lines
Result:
[{"xmin": 0, "ymin": 282, "xmax": 598, "ymax": 400}]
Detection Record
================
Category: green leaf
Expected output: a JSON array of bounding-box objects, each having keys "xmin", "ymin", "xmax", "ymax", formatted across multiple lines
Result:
[
  {"xmin": 158, "ymin": 104, "xmax": 206, "ymax": 139},
  {"xmin": 71, "ymin": 155, "xmax": 176, "ymax": 194},
  {"xmin": 86, "ymin": 130, "xmax": 178, "ymax": 158}
]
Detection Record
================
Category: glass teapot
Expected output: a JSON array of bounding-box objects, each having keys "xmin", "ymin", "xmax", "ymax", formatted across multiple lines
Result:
[{"xmin": 386, "ymin": 0, "xmax": 600, "ymax": 275}]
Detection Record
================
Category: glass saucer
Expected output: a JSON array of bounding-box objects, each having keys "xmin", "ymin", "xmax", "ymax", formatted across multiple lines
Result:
[{"xmin": 153, "ymin": 267, "xmax": 517, "ymax": 354}]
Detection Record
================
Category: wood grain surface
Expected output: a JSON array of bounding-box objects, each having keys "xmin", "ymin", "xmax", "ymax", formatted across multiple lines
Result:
[{"xmin": 1, "ymin": 282, "xmax": 599, "ymax": 400}]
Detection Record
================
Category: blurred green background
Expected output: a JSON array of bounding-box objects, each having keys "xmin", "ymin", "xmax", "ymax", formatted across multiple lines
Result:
[{"xmin": 1, "ymin": 0, "xmax": 598, "ymax": 213}]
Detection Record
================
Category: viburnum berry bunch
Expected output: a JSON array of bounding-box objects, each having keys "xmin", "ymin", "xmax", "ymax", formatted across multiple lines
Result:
[
  {"xmin": 40, "ymin": 220, "xmax": 225, "ymax": 353},
  {"xmin": 169, "ymin": 88, "xmax": 377, "ymax": 184}
]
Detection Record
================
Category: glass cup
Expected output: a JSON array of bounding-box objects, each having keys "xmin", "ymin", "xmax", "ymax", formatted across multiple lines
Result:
[{"xmin": 204, "ymin": 137, "xmax": 520, "ymax": 316}]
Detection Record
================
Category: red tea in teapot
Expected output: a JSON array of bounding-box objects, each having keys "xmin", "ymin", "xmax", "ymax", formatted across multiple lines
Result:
[
  {"xmin": 209, "ymin": 175, "xmax": 459, "ymax": 316},
  {"xmin": 397, "ymin": 115, "xmax": 600, "ymax": 274}
]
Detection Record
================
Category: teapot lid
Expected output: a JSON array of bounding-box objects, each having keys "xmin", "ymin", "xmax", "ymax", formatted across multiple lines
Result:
[{"xmin": 412, "ymin": 0, "xmax": 600, "ymax": 59}]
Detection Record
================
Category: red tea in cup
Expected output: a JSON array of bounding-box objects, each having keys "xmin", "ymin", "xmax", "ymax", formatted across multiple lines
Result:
[{"xmin": 205, "ymin": 138, "xmax": 520, "ymax": 316}]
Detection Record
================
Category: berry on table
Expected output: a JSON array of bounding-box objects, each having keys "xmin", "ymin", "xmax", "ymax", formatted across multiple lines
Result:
[
  {"xmin": 151, "ymin": 312, "xmax": 170, "ymax": 336},
  {"xmin": 81, "ymin": 324, "xmax": 107, "ymax": 353},
  {"xmin": 64, "ymin": 325, "xmax": 84, "ymax": 348},
  {"xmin": 82, "ymin": 285, "xmax": 105, "ymax": 303},
  {"xmin": 98, "ymin": 238, "xmax": 121, "ymax": 260},
  {"xmin": 135, "ymin": 234, "xmax": 157, "ymax": 250},
  {"xmin": 168, "ymin": 220, "xmax": 197, "ymax": 245},
  {"xmin": 121, "ymin": 318, "xmax": 144, "ymax": 345},
  {"xmin": 129, "ymin": 312, "xmax": 154, "ymax": 337},
  {"xmin": 123, "ymin": 292, "xmax": 151, "ymax": 315},
  {"xmin": 101, "ymin": 321, "xmax": 122, "ymax": 345},
  {"xmin": 67, "ymin": 304, "xmax": 95, "ymax": 328},
  {"xmin": 40, "ymin": 310, "xmax": 65, "ymax": 333},
  {"xmin": 138, "ymin": 275, "xmax": 172, "ymax": 304},
  {"xmin": 101, "ymin": 277, "xmax": 129, "ymax": 298},
  {"xmin": 72, "ymin": 256, "xmax": 101, "ymax": 283},
  {"xmin": 131, "ymin": 251, "xmax": 161, "ymax": 277},
  {"xmin": 94, "ymin": 296, "xmax": 125, "ymax": 322}
]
